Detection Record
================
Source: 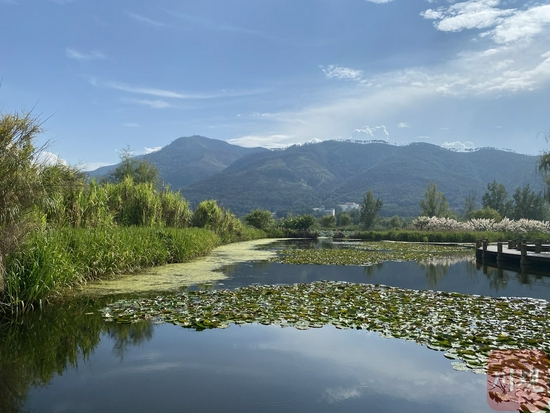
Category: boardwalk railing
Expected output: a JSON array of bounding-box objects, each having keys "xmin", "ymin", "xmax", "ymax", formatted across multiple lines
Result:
[{"xmin": 475, "ymin": 239, "xmax": 550, "ymax": 274}]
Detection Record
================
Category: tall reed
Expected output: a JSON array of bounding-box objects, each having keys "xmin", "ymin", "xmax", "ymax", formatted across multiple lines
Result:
[{"xmin": 1, "ymin": 227, "xmax": 221, "ymax": 312}]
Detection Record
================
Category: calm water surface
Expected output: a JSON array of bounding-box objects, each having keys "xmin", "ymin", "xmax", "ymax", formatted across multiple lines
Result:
[{"xmin": 2, "ymin": 239, "xmax": 548, "ymax": 413}]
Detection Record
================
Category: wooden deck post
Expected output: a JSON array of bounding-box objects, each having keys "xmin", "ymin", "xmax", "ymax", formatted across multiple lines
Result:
[
  {"xmin": 497, "ymin": 242, "xmax": 503, "ymax": 262},
  {"xmin": 520, "ymin": 242, "xmax": 527, "ymax": 266},
  {"xmin": 535, "ymin": 239, "xmax": 542, "ymax": 253}
]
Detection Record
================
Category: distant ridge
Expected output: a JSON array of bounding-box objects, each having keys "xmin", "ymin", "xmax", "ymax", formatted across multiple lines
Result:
[
  {"xmin": 89, "ymin": 137, "xmax": 544, "ymax": 217},
  {"xmin": 88, "ymin": 135, "xmax": 268, "ymax": 188},
  {"xmin": 181, "ymin": 140, "xmax": 544, "ymax": 217}
]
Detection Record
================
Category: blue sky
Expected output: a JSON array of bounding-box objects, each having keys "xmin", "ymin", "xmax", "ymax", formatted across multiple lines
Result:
[{"xmin": 2, "ymin": 0, "xmax": 550, "ymax": 169}]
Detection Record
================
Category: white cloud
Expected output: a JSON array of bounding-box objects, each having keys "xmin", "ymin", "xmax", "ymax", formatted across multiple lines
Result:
[
  {"xmin": 320, "ymin": 65, "xmax": 364, "ymax": 81},
  {"xmin": 143, "ymin": 146, "xmax": 162, "ymax": 154},
  {"xmin": 491, "ymin": 5, "xmax": 550, "ymax": 44},
  {"xmin": 397, "ymin": 122, "xmax": 411, "ymax": 128},
  {"xmin": 365, "ymin": 0, "xmax": 393, "ymax": 3},
  {"xmin": 227, "ymin": 134, "xmax": 296, "ymax": 148},
  {"xmin": 36, "ymin": 151, "xmax": 67, "ymax": 166},
  {"xmin": 66, "ymin": 48, "xmax": 105, "ymax": 61},
  {"xmin": 352, "ymin": 125, "xmax": 389, "ymax": 141},
  {"xmin": 441, "ymin": 140, "xmax": 476, "ymax": 151},
  {"xmin": 421, "ymin": 1, "xmax": 550, "ymax": 45},
  {"xmin": 421, "ymin": 0, "xmax": 515, "ymax": 33},
  {"xmin": 125, "ymin": 12, "xmax": 169, "ymax": 28}
]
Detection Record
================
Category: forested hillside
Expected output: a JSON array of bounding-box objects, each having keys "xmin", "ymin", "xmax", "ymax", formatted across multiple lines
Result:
[
  {"xmin": 182, "ymin": 141, "xmax": 543, "ymax": 216},
  {"xmin": 90, "ymin": 138, "xmax": 543, "ymax": 217},
  {"xmin": 88, "ymin": 135, "xmax": 268, "ymax": 188}
]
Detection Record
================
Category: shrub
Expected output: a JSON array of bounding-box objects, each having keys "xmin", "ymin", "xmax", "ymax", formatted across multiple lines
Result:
[{"xmin": 244, "ymin": 209, "xmax": 274, "ymax": 230}]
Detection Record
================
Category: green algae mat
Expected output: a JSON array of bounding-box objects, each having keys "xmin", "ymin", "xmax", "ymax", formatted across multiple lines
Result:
[{"xmin": 101, "ymin": 280, "xmax": 550, "ymax": 375}]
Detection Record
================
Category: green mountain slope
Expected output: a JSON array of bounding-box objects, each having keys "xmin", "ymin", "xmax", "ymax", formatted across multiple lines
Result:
[
  {"xmin": 88, "ymin": 135, "xmax": 268, "ymax": 188},
  {"xmin": 182, "ymin": 141, "xmax": 544, "ymax": 217}
]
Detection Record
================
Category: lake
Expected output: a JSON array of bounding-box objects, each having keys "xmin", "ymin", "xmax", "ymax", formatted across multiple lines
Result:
[{"xmin": 1, "ymin": 239, "xmax": 548, "ymax": 413}]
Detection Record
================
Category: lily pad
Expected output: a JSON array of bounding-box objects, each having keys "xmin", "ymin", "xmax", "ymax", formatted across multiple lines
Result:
[{"xmin": 102, "ymin": 281, "xmax": 550, "ymax": 373}]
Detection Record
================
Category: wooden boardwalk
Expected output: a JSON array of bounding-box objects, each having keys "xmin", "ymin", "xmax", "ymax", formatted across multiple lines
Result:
[{"xmin": 475, "ymin": 240, "xmax": 550, "ymax": 274}]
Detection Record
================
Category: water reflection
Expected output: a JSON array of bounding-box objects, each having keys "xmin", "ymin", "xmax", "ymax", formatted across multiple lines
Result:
[
  {"xmin": 1, "ymin": 239, "xmax": 549, "ymax": 413},
  {"xmin": 0, "ymin": 298, "xmax": 157, "ymax": 413},
  {"xmin": 212, "ymin": 256, "xmax": 550, "ymax": 301},
  {"xmin": 19, "ymin": 322, "xmax": 497, "ymax": 413}
]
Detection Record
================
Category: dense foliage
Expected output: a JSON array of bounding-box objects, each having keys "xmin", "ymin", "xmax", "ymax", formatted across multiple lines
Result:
[
  {"xmin": 0, "ymin": 112, "xmax": 263, "ymax": 312},
  {"xmin": 244, "ymin": 209, "xmax": 275, "ymax": 230},
  {"xmin": 420, "ymin": 183, "xmax": 451, "ymax": 218},
  {"xmin": 360, "ymin": 190, "xmax": 383, "ymax": 229},
  {"xmin": 182, "ymin": 140, "xmax": 544, "ymax": 217}
]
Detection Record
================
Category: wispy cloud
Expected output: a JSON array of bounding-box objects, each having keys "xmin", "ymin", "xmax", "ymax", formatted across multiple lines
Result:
[
  {"xmin": 320, "ymin": 65, "xmax": 365, "ymax": 82},
  {"xmin": 365, "ymin": 0, "xmax": 393, "ymax": 3},
  {"xmin": 123, "ymin": 122, "xmax": 140, "ymax": 128},
  {"xmin": 125, "ymin": 12, "xmax": 169, "ymax": 28},
  {"xmin": 52, "ymin": 0, "xmax": 75, "ymax": 4},
  {"xmin": 66, "ymin": 48, "xmax": 105, "ymax": 61},
  {"xmin": 109, "ymin": 82, "xmax": 187, "ymax": 98},
  {"xmin": 397, "ymin": 122, "xmax": 411, "ymax": 128},
  {"xmin": 122, "ymin": 98, "xmax": 175, "ymax": 109},
  {"xmin": 93, "ymin": 80, "xmax": 266, "ymax": 100}
]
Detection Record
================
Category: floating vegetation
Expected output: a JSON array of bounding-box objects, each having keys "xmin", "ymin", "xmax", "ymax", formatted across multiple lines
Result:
[
  {"xmin": 271, "ymin": 242, "xmax": 472, "ymax": 266},
  {"xmin": 101, "ymin": 281, "xmax": 549, "ymax": 374},
  {"xmin": 78, "ymin": 239, "xmax": 280, "ymax": 296}
]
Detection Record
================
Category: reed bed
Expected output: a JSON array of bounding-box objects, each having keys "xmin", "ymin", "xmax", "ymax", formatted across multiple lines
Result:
[{"xmin": 2, "ymin": 227, "xmax": 222, "ymax": 312}]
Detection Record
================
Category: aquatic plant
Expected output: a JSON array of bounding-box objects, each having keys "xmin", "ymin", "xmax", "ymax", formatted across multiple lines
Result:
[
  {"xmin": 102, "ymin": 281, "xmax": 550, "ymax": 375},
  {"xmin": 271, "ymin": 242, "xmax": 471, "ymax": 266}
]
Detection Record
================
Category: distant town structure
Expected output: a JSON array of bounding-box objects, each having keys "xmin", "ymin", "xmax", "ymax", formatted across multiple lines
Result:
[
  {"xmin": 338, "ymin": 202, "xmax": 360, "ymax": 212},
  {"xmin": 313, "ymin": 206, "xmax": 336, "ymax": 216}
]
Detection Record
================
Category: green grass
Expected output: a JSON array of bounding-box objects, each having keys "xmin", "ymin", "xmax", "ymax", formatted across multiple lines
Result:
[{"xmin": 1, "ymin": 226, "xmax": 232, "ymax": 312}]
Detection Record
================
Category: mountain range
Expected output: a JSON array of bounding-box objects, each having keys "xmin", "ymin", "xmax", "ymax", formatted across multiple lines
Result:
[{"xmin": 89, "ymin": 136, "xmax": 545, "ymax": 217}]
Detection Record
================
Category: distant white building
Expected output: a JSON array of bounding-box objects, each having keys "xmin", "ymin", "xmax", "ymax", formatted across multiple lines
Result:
[
  {"xmin": 313, "ymin": 206, "xmax": 335, "ymax": 216},
  {"xmin": 338, "ymin": 202, "xmax": 360, "ymax": 212}
]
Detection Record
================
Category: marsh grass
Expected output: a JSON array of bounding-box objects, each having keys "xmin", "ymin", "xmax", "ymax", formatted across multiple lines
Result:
[
  {"xmin": 45, "ymin": 177, "xmax": 192, "ymax": 229},
  {"xmin": 2, "ymin": 227, "xmax": 224, "ymax": 312}
]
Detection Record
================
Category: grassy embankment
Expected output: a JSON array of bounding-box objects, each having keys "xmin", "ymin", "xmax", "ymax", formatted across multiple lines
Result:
[{"xmin": 1, "ymin": 176, "xmax": 264, "ymax": 313}]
